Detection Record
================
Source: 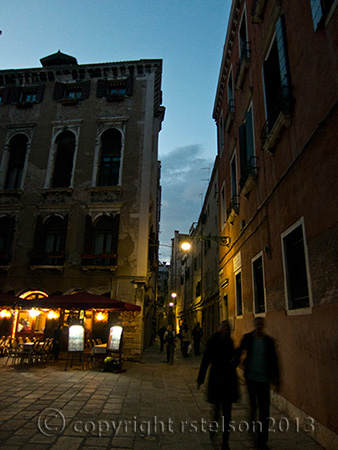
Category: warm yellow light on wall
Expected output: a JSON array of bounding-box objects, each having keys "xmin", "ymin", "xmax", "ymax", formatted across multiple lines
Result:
[
  {"xmin": 47, "ymin": 310, "xmax": 59, "ymax": 320},
  {"xmin": 95, "ymin": 311, "xmax": 108, "ymax": 322},
  {"xmin": 0, "ymin": 309, "xmax": 11, "ymax": 318},
  {"xmin": 29, "ymin": 309, "xmax": 41, "ymax": 318}
]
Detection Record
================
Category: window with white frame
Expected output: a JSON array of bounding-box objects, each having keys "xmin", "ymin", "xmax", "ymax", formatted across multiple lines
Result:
[
  {"xmin": 239, "ymin": 7, "xmax": 249, "ymax": 59},
  {"xmin": 282, "ymin": 219, "xmax": 311, "ymax": 310},
  {"xmin": 252, "ymin": 253, "xmax": 266, "ymax": 314}
]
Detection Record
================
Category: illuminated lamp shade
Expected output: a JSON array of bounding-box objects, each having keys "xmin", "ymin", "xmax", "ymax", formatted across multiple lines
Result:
[
  {"xmin": 0, "ymin": 309, "xmax": 11, "ymax": 318},
  {"xmin": 48, "ymin": 310, "xmax": 59, "ymax": 320},
  {"xmin": 95, "ymin": 311, "xmax": 108, "ymax": 322},
  {"xmin": 181, "ymin": 241, "xmax": 191, "ymax": 251},
  {"xmin": 29, "ymin": 309, "xmax": 41, "ymax": 318}
]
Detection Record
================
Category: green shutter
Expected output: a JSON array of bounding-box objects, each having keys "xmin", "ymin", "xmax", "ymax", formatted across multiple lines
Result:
[
  {"xmin": 245, "ymin": 110, "xmax": 255, "ymax": 164},
  {"xmin": 96, "ymin": 79, "xmax": 107, "ymax": 98},
  {"xmin": 238, "ymin": 124, "xmax": 248, "ymax": 187},
  {"xmin": 276, "ymin": 15, "xmax": 292, "ymax": 111}
]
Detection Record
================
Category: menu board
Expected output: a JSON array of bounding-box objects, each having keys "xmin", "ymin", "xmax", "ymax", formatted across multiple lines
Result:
[
  {"xmin": 68, "ymin": 325, "xmax": 85, "ymax": 352},
  {"xmin": 108, "ymin": 326, "xmax": 123, "ymax": 351}
]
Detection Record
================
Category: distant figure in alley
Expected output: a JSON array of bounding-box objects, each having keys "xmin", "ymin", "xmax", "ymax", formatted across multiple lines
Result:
[{"xmin": 164, "ymin": 324, "xmax": 176, "ymax": 364}]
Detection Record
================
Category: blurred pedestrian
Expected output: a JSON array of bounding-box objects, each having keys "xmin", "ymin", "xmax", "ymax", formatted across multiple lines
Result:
[
  {"xmin": 158, "ymin": 325, "xmax": 166, "ymax": 352},
  {"xmin": 237, "ymin": 317, "xmax": 280, "ymax": 450},
  {"xmin": 164, "ymin": 324, "xmax": 176, "ymax": 365},
  {"xmin": 192, "ymin": 322, "xmax": 203, "ymax": 356},
  {"xmin": 181, "ymin": 323, "xmax": 191, "ymax": 357},
  {"xmin": 197, "ymin": 320, "xmax": 238, "ymax": 450}
]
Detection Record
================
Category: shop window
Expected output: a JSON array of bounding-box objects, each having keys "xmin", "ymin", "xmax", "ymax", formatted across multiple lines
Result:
[
  {"xmin": 98, "ymin": 129, "xmax": 122, "ymax": 187},
  {"xmin": 252, "ymin": 254, "xmax": 266, "ymax": 314},
  {"xmin": 310, "ymin": 0, "xmax": 335, "ymax": 30},
  {"xmin": 4, "ymin": 134, "xmax": 28, "ymax": 190},
  {"xmin": 0, "ymin": 216, "xmax": 15, "ymax": 265},
  {"xmin": 235, "ymin": 271, "xmax": 243, "ymax": 316},
  {"xmin": 51, "ymin": 130, "xmax": 76, "ymax": 188},
  {"xmin": 262, "ymin": 15, "xmax": 292, "ymax": 134},
  {"xmin": 82, "ymin": 214, "xmax": 119, "ymax": 266},
  {"xmin": 282, "ymin": 221, "xmax": 311, "ymax": 310}
]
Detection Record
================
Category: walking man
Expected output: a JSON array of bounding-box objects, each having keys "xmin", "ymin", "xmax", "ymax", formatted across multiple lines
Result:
[{"xmin": 237, "ymin": 317, "xmax": 280, "ymax": 450}]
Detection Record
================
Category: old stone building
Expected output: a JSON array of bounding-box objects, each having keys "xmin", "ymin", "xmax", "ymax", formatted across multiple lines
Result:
[
  {"xmin": 213, "ymin": 0, "xmax": 338, "ymax": 446},
  {"xmin": 0, "ymin": 51, "xmax": 165, "ymax": 358}
]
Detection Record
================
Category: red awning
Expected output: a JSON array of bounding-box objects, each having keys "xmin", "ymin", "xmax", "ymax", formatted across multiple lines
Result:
[
  {"xmin": 0, "ymin": 290, "xmax": 22, "ymax": 307},
  {"xmin": 21, "ymin": 292, "xmax": 141, "ymax": 312}
]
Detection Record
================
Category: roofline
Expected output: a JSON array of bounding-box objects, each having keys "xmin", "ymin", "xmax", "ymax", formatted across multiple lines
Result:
[
  {"xmin": 0, "ymin": 58, "xmax": 163, "ymax": 74},
  {"xmin": 212, "ymin": 0, "xmax": 239, "ymax": 121}
]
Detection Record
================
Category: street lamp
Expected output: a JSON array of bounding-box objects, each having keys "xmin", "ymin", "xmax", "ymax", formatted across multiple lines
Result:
[{"xmin": 180, "ymin": 235, "xmax": 230, "ymax": 250}]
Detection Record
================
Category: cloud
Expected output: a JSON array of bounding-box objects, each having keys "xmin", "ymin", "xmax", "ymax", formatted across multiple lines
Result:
[{"xmin": 159, "ymin": 144, "xmax": 215, "ymax": 262}]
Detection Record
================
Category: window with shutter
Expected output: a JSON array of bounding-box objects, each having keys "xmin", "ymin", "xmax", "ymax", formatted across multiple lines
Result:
[
  {"xmin": 262, "ymin": 15, "xmax": 292, "ymax": 132},
  {"xmin": 235, "ymin": 271, "xmax": 243, "ymax": 316},
  {"xmin": 30, "ymin": 215, "xmax": 67, "ymax": 265}
]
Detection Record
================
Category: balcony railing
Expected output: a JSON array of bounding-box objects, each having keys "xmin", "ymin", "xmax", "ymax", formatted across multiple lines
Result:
[
  {"xmin": 30, "ymin": 252, "xmax": 65, "ymax": 266},
  {"xmin": 235, "ymin": 42, "xmax": 251, "ymax": 89},
  {"xmin": 82, "ymin": 253, "xmax": 117, "ymax": 267},
  {"xmin": 260, "ymin": 86, "xmax": 293, "ymax": 152}
]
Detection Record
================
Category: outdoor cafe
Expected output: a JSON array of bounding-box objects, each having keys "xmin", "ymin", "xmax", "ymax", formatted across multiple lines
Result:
[{"xmin": 0, "ymin": 290, "xmax": 141, "ymax": 369}]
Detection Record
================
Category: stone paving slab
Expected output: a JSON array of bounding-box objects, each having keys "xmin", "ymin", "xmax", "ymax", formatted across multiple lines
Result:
[{"xmin": 0, "ymin": 342, "xmax": 325, "ymax": 449}]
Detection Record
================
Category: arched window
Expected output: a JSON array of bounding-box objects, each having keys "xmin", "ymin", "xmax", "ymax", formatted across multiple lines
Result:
[
  {"xmin": 82, "ymin": 214, "xmax": 119, "ymax": 266},
  {"xmin": 30, "ymin": 215, "xmax": 68, "ymax": 265},
  {"xmin": 5, "ymin": 134, "xmax": 28, "ymax": 189},
  {"xmin": 98, "ymin": 129, "xmax": 122, "ymax": 186},
  {"xmin": 52, "ymin": 131, "xmax": 75, "ymax": 188}
]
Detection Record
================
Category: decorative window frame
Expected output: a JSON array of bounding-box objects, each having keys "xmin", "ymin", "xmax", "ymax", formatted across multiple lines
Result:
[
  {"xmin": 44, "ymin": 120, "xmax": 82, "ymax": 189},
  {"xmin": 251, "ymin": 251, "xmax": 267, "ymax": 316},
  {"xmin": 281, "ymin": 217, "xmax": 313, "ymax": 315},
  {"xmin": 92, "ymin": 117, "xmax": 128, "ymax": 187},
  {"xmin": 0, "ymin": 124, "xmax": 35, "ymax": 190}
]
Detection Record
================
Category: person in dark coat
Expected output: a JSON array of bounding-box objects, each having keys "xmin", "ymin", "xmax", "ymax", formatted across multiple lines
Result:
[
  {"xmin": 237, "ymin": 317, "xmax": 280, "ymax": 450},
  {"xmin": 157, "ymin": 326, "xmax": 166, "ymax": 352},
  {"xmin": 192, "ymin": 322, "xmax": 203, "ymax": 356},
  {"xmin": 197, "ymin": 320, "xmax": 238, "ymax": 450}
]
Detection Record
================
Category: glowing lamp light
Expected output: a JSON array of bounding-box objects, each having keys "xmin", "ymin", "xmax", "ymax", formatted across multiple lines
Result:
[
  {"xmin": 181, "ymin": 241, "xmax": 191, "ymax": 251},
  {"xmin": 95, "ymin": 311, "xmax": 108, "ymax": 322},
  {"xmin": 47, "ymin": 310, "xmax": 59, "ymax": 320},
  {"xmin": 168, "ymin": 302, "xmax": 174, "ymax": 307},
  {"xmin": 171, "ymin": 293, "xmax": 177, "ymax": 299},
  {"xmin": 0, "ymin": 309, "xmax": 11, "ymax": 318},
  {"xmin": 29, "ymin": 309, "xmax": 41, "ymax": 318}
]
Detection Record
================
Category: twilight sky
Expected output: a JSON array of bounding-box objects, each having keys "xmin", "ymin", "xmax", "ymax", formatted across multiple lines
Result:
[{"xmin": 0, "ymin": 0, "xmax": 231, "ymax": 262}]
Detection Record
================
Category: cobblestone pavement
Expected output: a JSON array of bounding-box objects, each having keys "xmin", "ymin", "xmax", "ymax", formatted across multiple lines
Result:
[{"xmin": 0, "ymin": 341, "xmax": 324, "ymax": 450}]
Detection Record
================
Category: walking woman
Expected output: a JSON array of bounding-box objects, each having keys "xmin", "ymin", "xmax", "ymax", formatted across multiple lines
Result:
[{"xmin": 197, "ymin": 320, "xmax": 238, "ymax": 450}]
